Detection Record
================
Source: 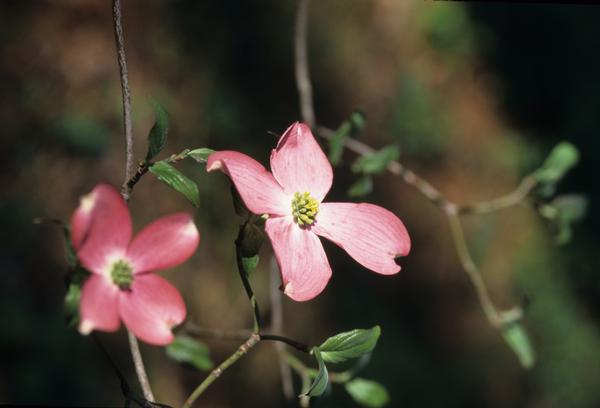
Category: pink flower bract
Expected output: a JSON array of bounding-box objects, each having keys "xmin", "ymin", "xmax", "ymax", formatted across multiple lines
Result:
[
  {"xmin": 207, "ymin": 122, "xmax": 410, "ymax": 301},
  {"xmin": 71, "ymin": 184, "xmax": 199, "ymax": 345}
]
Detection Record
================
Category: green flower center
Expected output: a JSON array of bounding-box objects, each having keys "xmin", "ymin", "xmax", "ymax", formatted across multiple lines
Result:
[
  {"xmin": 291, "ymin": 192, "xmax": 319, "ymax": 226},
  {"xmin": 110, "ymin": 259, "xmax": 134, "ymax": 290}
]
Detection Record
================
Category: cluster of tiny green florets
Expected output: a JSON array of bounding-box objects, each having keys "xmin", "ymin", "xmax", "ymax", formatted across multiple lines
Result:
[
  {"xmin": 291, "ymin": 192, "xmax": 319, "ymax": 226},
  {"xmin": 110, "ymin": 259, "xmax": 134, "ymax": 290}
]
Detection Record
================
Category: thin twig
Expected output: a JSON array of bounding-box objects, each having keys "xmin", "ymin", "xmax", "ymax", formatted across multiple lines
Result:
[
  {"xmin": 447, "ymin": 214, "xmax": 502, "ymax": 327},
  {"xmin": 183, "ymin": 333, "xmax": 261, "ymax": 408},
  {"xmin": 294, "ymin": 0, "xmax": 315, "ymax": 127},
  {"xmin": 127, "ymin": 330, "xmax": 156, "ymax": 403},
  {"xmin": 270, "ymin": 257, "xmax": 295, "ymax": 401},
  {"xmin": 125, "ymin": 148, "xmax": 192, "ymax": 193},
  {"xmin": 291, "ymin": 0, "xmax": 530, "ymax": 352},
  {"xmin": 182, "ymin": 221, "xmax": 316, "ymax": 404},
  {"xmin": 317, "ymin": 126, "xmax": 538, "ymax": 215},
  {"xmin": 457, "ymin": 175, "xmax": 538, "ymax": 215},
  {"xmin": 319, "ymin": 125, "xmax": 527, "ymax": 328},
  {"xmin": 125, "ymin": 164, "xmax": 150, "ymax": 192},
  {"xmin": 111, "ymin": 0, "xmax": 155, "ymax": 401},
  {"xmin": 112, "ymin": 0, "xmax": 134, "ymax": 200}
]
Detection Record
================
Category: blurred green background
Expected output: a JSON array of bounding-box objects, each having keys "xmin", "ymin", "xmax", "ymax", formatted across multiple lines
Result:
[{"xmin": 1, "ymin": 1, "xmax": 599, "ymax": 407}]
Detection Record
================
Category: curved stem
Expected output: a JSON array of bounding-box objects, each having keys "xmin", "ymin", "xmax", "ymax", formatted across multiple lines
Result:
[
  {"xmin": 260, "ymin": 334, "xmax": 311, "ymax": 354},
  {"xmin": 457, "ymin": 175, "xmax": 538, "ymax": 215},
  {"xmin": 111, "ymin": 0, "xmax": 154, "ymax": 401},
  {"xmin": 294, "ymin": 0, "xmax": 315, "ymax": 127},
  {"xmin": 317, "ymin": 126, "xmax": 459, "ymax": 214},
  {"xmin": 127, "ymin": 330, "xmax": 155, "ymax": 402},
  {"xmin": 447, "ymin": 214, "xmax": 501, "ymax": 327},
  {"xmin": 183, "ymin": 333, "xmax": 261, "ymax": 408},
  {"xmin": 317, "ymin": 126, "xmax": 538, "ymax": 216}
]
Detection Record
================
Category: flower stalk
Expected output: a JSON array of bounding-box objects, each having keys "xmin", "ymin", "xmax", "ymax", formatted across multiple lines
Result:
[{"xmin": 183, "ymin": 333, "xmax": 261, "ymax": 408}]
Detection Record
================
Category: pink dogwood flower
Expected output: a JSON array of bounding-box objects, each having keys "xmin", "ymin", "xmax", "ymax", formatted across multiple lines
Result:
[
  {"xmin": 207, "ymin": 122, "xmax": 410, "ymax": 301},
  {"xmin": 71, "ymin": 184, "xmax": 199, "ymax": 345}
]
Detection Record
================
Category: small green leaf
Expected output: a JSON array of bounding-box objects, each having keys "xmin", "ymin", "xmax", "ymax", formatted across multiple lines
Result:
[
  {"xmin": 502, "ymin": 322, "xmax": 535, "ymax": 369},
  {"xmin": 64, "ymin": 281, "xmax": 81, "ymax": 327},
  {"xmin": 166, "ymin": 335, "xmax": 213, "ymax": 371},
  {"xmin": 554, "ymin": 220, "xmax": 573, "ymax": 246},
  {"xmin": 242, "ymin": 254, "xmax": 259, "ymax": 276},
  {"xmin": 351, "ymin": 146, "xmax": 399, "ymax": 175},
  {"xmin": 347, "ymin": 175, "xmax": 373, "ymax": 197},
  {"xmin": 145, "ymin": 99, "xmax": 169, "ymax": 162},
  {"xmin": 186, "ymin": 148, "xmax": 215, "ymax": 163},
  {"xmin": 539, "ymin": 195, "xmax": 588, "ymax": 245},
  {"xmin": 63, "ymin": 266, "xmax": 90, "ymax": 327},
  {"xmin": 551, "ymin": 194, "xmax": 588, "ymax": 222},
  {"xmin": 319, "ymin": 326, "xmax": 381, "ymax": 364},
  {"xmin": 301, "ymin": 347, "xmax": 329, "ymax": 397},
  {"xmin": 149, "ymin": 161, "xmax": 200, "ymax": 207},
  {"xmin": 534, "ymin": 141, "xmax": 579, "ymax": 184},
  {"xmin": 345, "ymin": 378, "xmax": 390, "ymax": 408},
  {"xmin": 329, "ymin": 110, "xmax": 366, "ymax": 165}
]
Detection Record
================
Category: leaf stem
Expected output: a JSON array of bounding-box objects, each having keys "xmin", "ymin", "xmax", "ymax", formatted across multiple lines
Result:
[
  {"xmin": 127, "ymin": 330, "xmax": 156, "ymax": 403},
  {"xmin": 111, "ymin": 0, "xmax": 155, "ymax": 401},
  {"xmin": 182, "ymin": 333, "xmax": 261, "ymax": 408},
  {"xmin": 260, "ymin": 334, "xmax": 311, "ymax": 353}
]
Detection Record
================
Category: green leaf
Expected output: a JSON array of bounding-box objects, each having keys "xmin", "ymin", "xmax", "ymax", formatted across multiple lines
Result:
[
  {"xmin": 302, "ymin": 347, "xmax": 329, "ymax": 397},
  {"xmin": 145, "ymin": 99, "xmax": 169, "ymax": 162},
  {"xmin": 329, "ymin": 110, "xmax": 366, "ymax": 165},
  {"xmin": 502, "ymin": 322, "xmax": 535, "ymax": 369},
  {"xmin": 534, "ymin": 141, "xmax": 579, "ymax": 184},
  {"xmin": 166, "ymin": 335, "xmax": 213, "ymax": 371},
  {"xmin": 186, "ymin": 148, "xmax": 215, "ymax": 163},
  {"xmin": 149, "ymin": 161, "xmax": 200, "ymax": 207},
  {"xmin": 345, "ymin": 378, "xmax": 390, "ymax": 408},
  {"xmin": 347, "ymin": 175, "xmax": 373, "ymax": 197},
  {"xmin": 539, "ymin": 195, "xmax": 588, "ymax": 245},
  {"xmin": 319, "ymin": 326, "xmax": 381, "ymax": 364},
  {"xmin": 351, "ymin": 146, "xmax": 400, "ymax": 175},
  {"xmin": 242, "ymin": 254, "xmax": 259, "ymax": 276},
  {"xmin": 63, "ymin": 266, "xmax": 90, "ymax": 327},
  {"xmin": 551, "ymin": 194, "xmax": 588, "ymax": 222},
  {"xmin": 64, "ymin": 281, "xmax": 81, "ymax": 327}
]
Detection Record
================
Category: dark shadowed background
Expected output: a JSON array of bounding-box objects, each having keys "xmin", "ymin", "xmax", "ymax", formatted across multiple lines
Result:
[{"xmin": 1, "ymin": 1, "xmax": 599, "ymax": 407}]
